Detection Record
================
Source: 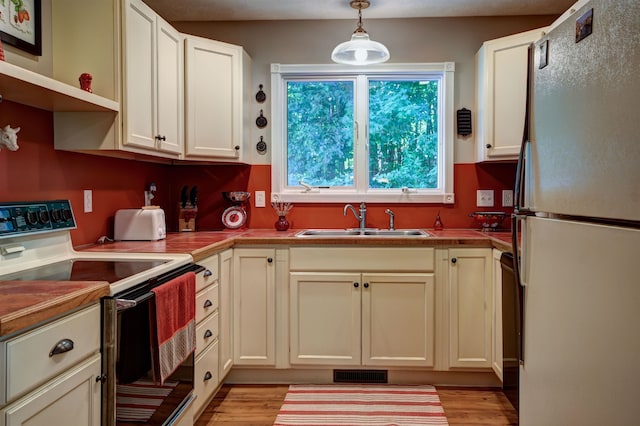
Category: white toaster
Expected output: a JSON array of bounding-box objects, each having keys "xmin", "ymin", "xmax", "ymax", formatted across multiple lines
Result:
[{"xmin": 114, "ymin": 208, "xmax": 166, "ymax": 241}]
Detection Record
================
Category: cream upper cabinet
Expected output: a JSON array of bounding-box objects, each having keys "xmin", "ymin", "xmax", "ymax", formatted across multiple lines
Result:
[
  {"xmin": 446, "ymin": 248, "xmax": 493, "ymax": 369},
  {"xmin": 185, "ymin": 36, "xmax": 251, "ymax": 161},
  {"xmin": 475, "ymin": 28, "xmax": 547, "ymax": 162},
  {"xmin": 233, "ymin": 248, "xmax": 276, "ymax": 366},
  {"xmin": 123, "ymin": 0, "xmax": 183, "ymax": 155},
  {"xmin": 289, "ymin": 247, "xmax": 435, "ymax": 368}
]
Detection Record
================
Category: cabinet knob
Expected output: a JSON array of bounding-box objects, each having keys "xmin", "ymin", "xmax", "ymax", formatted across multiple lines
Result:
[
  {"xmin": 363, "ymin": 282, "xmax": 369, "ymax": 288},
  {"xmin": 49, "ymin": 338, "xmax": 74, "ymax": 357},
  {"xmin": 451, "ymin": 257, "xmax": 457, "ymax": 264},
  {"xmin": 234, "ymin": 145, "xmax": 240, "ymax": 151},
  {"xmin": 204, "ymin": 371, "xmax": 213, "ymax": 381},
  {"xmin": 267, "ymin": 257, "xmax": 273, "ymax": 263},
  {"xmin": 204, "ymin": 329, "xmax": 213, "ymax": 338},
  {"xmin": 485, "ymin": 144, "xmax": 492, "ymax": 149},
  {"xmin": 203, "ymin": 299, "xmax": 213, "ymax": 308},
  {"xmin": 354, "ymin": 282, "xmax": 359, "ymax": 288},
  {"xmin": 204, "ymin": 269, "xmax": 213, "ymax": 277},
  {"xmin": 95, "ymin": 374, "xmax": 107, "ymax": 384}
]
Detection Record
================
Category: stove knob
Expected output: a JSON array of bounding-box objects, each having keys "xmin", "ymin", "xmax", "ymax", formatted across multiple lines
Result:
[
  {"xmin": 51, "ymin": 209, "xmax": 62, "ymax": 222},
  {"xmin": 38, "ymin": 210, "xmax": 50, "ymax": 224},
  {"xmin": 62, "ymin": 209, "xmax": 72, "ymax": 221},
  {"xmin": 26, "ymin": 211, "xmax": 38, "ymax": 225}
]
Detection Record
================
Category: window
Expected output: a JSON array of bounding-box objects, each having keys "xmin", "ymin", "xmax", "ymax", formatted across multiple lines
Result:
[{"xmin": 271, "ymin": 63, "xmax": 455, "ymax": 203}]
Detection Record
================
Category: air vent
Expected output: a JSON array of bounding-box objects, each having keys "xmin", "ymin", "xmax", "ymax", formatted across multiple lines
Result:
[{"xmin": 333, "ymin": 369, "xmax": 388, "ymax": 384}]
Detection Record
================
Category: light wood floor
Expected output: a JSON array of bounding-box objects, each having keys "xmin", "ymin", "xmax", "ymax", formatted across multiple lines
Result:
[{"xmin": 195, "ymin": 384, "xmax": 518, "ymax": 425}]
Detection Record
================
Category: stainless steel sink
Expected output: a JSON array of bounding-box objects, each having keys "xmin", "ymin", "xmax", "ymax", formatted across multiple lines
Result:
[{"xmin": 295, "ymin": 229, "xmax": 430, "ymax": 237}]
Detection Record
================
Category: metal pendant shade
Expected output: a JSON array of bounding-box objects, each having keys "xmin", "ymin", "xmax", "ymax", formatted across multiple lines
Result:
[{"xmin": 331, "ymin": 0, "xmax": 390, "ymax": 65}]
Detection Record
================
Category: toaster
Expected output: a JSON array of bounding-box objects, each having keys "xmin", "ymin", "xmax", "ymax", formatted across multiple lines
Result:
[{"xmin": 114, "ymin": 208, "xmax": 166, "ymax": 241}]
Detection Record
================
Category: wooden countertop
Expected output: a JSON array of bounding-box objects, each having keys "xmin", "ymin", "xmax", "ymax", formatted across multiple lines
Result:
[
  {"xmin": 0, "ymin": 280, "xmax": 110, "ymax": 337},
  {"xmin": 82, "ymin": 228, "xmax": 513, "ymax": 261},
  {"xmin": 1, "ymin": 228, "xmax": 512, "ymax": 337}
]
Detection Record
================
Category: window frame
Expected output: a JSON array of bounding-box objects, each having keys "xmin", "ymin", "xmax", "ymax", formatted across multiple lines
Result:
[{"xmin": 270, "ymin": 62, "xmax": 456, "ymax": 204}]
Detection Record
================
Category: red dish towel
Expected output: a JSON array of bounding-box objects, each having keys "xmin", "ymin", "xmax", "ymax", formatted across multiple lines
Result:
[{"xmin": 150, "ymin": 271, "xmax": 196, "ymax": 384}]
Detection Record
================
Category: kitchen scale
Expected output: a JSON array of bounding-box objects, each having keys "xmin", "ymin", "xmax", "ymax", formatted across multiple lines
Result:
[{"xmin": 221, "ymin": 191, "xmax": 251, "ymax": 229}]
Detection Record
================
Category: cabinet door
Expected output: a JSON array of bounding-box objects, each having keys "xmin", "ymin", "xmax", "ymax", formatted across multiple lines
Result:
[
  {"xmin": 155, "ymin": 17, "xmax": 183, "ymax": 154},
  {"xmin": 491, "ymin": 249, "xmax": 504, "ymax": 380},
  {"xmin": 123, "ymin": 0, "xmax": 156, "ymax": 150},
  {"xmin": 1, "ymin": 354, "xmax": 101, "ymax": 426},
  {"xmin": 362, "ymin": 273, "xmax": 435, "ymax": 367},
  {"xmin": 476, "ymin": 28, "xmax": 546, "ymax": 161},
  {"xmin": 218, "ymin": 249, "xmax": 233, "ymax": 377},
  {"xmin": 233, "ymin": 249, "xmax": 276, "ymax": 365},
  {"xmin": 448, "ymin": 248, "xmax": 492, "ymax": 368},
  {"xmin": 289, "ymin": 272, "xmax": 362, "ymax": 365},
  {"xmin": 185, "ymin": 36, "xmax": 243, "ymax": 159}
]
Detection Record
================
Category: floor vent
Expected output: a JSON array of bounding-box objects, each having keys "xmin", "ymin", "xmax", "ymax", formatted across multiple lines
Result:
[{"xmin": 333, "ymin": 369, "xmax": 388, "ymax": 384}]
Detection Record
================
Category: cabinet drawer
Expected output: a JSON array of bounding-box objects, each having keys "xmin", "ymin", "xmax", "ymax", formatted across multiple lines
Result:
[
  {"xmin": 193, "ymin": 340, "xmax": 219, "ymax": 416},
  {"xmin": 195, "ymin": 311, "xmax": 219, "ymax": 356},
  {"xmin": 196, "ymin": 254, "xmax": 219, "ymax": 292},
  {"xmin": 3, "ymin": 305, "xmax": 101, "ymax": 403},
  {"xmin": 290, "ymin": 247, "xmax": 435, "ymax": 272},
  {"xmin": 195, "ymin": 283, "xmax": 218, "ymax": 323}
]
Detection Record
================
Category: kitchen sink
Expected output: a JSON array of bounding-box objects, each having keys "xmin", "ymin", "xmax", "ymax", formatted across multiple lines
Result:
[{"xmin": 295, "ymin": 229, "xmax": 430, "ymax": 237}]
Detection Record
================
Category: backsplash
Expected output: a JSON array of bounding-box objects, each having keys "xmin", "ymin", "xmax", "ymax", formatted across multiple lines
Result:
[{"xmin": 0, "ymin": 102, "xmax": 515, "ymax": 246}]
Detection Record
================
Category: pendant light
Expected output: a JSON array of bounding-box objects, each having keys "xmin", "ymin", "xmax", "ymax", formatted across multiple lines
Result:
[{"xmin": 331, "ymin": 0, "xmax": 390, "ymax": 65}]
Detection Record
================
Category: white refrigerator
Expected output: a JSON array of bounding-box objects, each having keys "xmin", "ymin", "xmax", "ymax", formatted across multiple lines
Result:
[{"xmin": 513, "ymin": 0, "xmax": 640, "ymax": 425}]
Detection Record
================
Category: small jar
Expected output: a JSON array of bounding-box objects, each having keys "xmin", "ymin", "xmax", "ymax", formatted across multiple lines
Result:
[{"xmin": 275, "ymin": 215, "xmax": 289, "ymax": 231}]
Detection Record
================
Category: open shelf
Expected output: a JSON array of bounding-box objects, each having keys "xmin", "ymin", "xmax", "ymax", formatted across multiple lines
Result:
[{"xmin": 0, "ymin": 61, "xmax": 119, "ymax": 112}]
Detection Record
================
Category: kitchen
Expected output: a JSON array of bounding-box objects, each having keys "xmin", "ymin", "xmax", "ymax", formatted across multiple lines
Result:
[{"xmin": 1, "ymin": 0, "xmax": 639, "ymax": 425}]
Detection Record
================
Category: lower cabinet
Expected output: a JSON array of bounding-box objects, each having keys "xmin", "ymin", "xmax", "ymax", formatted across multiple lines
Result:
[
  {"xmin": 446, "ymin": 248, "xmax": 493, "ymax": 369},
  {"xmin": 0, "ymin": 304, "xmax": 102, "ymax": 426},
  {"xmin": 288, "ymin": 247, "xmax": 436, "ymax": 368},
  {"xmin": 218, "ymin": 249, "xmax": 234, "ymax": 378},
  {"xmin": 192, "ymin": 254, "xmax": 220, "ymax": 417},
  {"xmin": 491, "ymin": 248, "xmax": 504, "ymax": 380},
  {"xmin": 233, "ymin": 248, "xmax": 276, "ymax": 366},
  {"xmin": 290, "ymin": 272, "xmax": 435, "ymax": 367},
  {"xmin": 0, "ymin": 354, "xmax": 101, "ymax": 426}
]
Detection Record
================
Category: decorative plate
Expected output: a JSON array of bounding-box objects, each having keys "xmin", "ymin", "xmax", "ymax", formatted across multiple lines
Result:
[
  {"xmin": 256, "ymin": 110, "xmax": 268, "ymax": 128},
  {"xmin": 255, "ymin": 84, "xmax": 266, "ymax": 103},
  {"xmin": 222, "ymin": 206, "xmax": 247, "ymax": 229}
]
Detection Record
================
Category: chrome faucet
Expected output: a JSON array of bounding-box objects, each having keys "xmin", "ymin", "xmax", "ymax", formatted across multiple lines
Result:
[
  {"xmin": 385, "ymin": 209, "xmax": 395, "ymax": 230},
  {"xmin": 343, "ymin": 202, "xmax": 367, "ymax": 230}
]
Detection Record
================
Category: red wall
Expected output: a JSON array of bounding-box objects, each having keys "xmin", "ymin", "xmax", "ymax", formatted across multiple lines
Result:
[{"xmin": 0, "ymin": 102, "xmax": 515, "ymax": 246}]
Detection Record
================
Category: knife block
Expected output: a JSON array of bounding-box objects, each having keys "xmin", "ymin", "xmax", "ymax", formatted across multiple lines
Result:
[{"xmin": 178, "ymin": 204, "xmax": 198, "ymax": 232}]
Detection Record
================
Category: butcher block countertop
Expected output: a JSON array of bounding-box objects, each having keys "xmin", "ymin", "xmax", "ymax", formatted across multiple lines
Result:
[
  {"xmin": 0, "ymin": 280, "xmax": 110, "ymax": 337},
  {"xmin": 1, "ymin": 229, "xmax": 511, "ymax": 337},
  {"xmin": 82, "ymin": 228, "xmax": 513, "ymax": 262}
]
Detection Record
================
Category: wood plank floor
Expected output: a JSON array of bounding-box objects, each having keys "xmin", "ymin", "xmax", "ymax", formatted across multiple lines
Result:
[{"xmin": 195, "ymin": 384, "xmax": 518, "ymax": 425}]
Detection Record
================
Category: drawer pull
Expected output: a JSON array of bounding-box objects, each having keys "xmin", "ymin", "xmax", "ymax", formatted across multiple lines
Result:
[
  {"xmin": 204, "ymin": 371, "xmax": 212, "ymax": 381},
  {"xmin": 96, "ymin": 374, "xmax": 107, "ymax": 383},
  {"xmin": 49, "ymin": 338, "xmax": 74, "ymax": 357},
  {"xmin": 203, "ymin": 299, "xmax": 213, "ymax": 308},
  {"xmin": 204, "ymin": 269, "xmax": 213, "ymax": 277},
  {"xmin": 204, "ymin": 329, "xmax": 213, "ymax": 338}
]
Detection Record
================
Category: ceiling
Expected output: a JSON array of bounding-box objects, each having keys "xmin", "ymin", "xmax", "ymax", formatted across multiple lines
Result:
[{"xmin": 143, "ymin": 0, "xmax": 576, "ymax": 22}]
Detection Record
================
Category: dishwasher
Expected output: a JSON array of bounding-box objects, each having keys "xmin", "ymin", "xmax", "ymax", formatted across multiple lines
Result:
[{"xmin": 500, "ymin": 252, "xmax": 522, "ymax": 414}]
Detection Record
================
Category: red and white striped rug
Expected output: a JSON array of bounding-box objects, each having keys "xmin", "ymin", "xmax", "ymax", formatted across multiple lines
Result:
[
  {"xmin": 274, "ymin": 384, "xmax": 449, "ymax": 425},
  {"xmin": 116, "ymin": 379, "xmax": 178, "ymax": 422}
]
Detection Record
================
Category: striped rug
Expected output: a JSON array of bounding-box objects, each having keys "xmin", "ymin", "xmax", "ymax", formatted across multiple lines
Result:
[
  {"xmin": 116, "ymin": 379, "xmax": 178, "ymax": 422},
  {"xmin": 274, "ymin": 384, "xmax": 449, "ymax": 425}
]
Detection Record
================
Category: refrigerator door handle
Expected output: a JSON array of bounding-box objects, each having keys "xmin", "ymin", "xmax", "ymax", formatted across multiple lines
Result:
[{"xmin": 514, "ymin": 44, "xmax": 535, "ymax": 215}]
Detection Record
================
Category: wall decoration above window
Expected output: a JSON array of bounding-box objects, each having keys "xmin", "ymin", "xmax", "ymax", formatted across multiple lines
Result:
[{"xmin": 0, "ymin": 0, "xmax": 41, "ymax": 56}]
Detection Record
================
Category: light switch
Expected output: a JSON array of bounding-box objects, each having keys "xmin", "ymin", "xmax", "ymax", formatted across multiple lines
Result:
[
  {"xmin": 255, "ymin": 191, "xmax": 266, "ymax": 208},
  {"xmin": 476, "ymin": 190, "xmax": 494, "ymax": 207}
]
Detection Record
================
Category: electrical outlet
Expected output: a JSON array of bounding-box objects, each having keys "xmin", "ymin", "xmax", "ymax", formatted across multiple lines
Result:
[
  {"xmin": 502, "ymin": 190, "xmax": 514, "ymax": 207},
  {"xmin": 84, "ymin": 190, "xmax": 93, "ymax": 213},
  {"xmin": 255, "ymin": 191, "xmax": 266, "ymax": 208},
  {"xmin": 476, "ymin": 189, "xmax": 494, "ymax": 207}
]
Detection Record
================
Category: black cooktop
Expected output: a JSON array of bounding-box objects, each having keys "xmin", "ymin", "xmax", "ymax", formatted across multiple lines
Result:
[{"xmin": 0, "ymin": 259, "xmax": 168, "ymax": 283}]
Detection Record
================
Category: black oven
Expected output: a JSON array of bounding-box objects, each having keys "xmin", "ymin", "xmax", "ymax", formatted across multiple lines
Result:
[{"xmin": 102, "ymin": 263, "xmax": 204, "ymax": 426}]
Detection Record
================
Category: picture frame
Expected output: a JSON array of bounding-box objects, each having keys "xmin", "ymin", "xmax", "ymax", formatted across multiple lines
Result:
[
  {"xmin": 575, "ymin": 8, "xmax": 593, "ymax": 43},
  {"xmin": 0, "ymin": 0, "xmax": 41, "ymax": 56},
  {"xmin": 538, "ymin": 40, "xmax": 548, "ymax": 69}
]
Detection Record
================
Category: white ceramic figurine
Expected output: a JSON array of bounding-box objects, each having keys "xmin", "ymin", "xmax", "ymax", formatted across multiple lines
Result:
[{"xmin": 0, "ymin": 125, "xmax": 20, "ymax": 151}]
